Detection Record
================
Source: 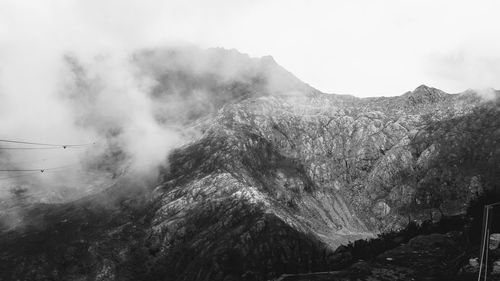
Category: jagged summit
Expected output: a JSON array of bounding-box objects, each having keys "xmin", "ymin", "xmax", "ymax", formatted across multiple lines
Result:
[
  {"xmin": 414, "ymin": 84, "xmax": 434, "ymax": 91},
  {"xmin": 402, "ymin": 84, "xmax": 449, "ymax": 105},
  {"xmin": 260, "ymin": 55, "xmax": 276, "ymax": 64}
]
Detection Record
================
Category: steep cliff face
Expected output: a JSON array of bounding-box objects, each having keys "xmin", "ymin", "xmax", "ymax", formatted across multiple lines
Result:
[
  {"xmin": 1, "ymin": 48, "xmax": 499, "ymax": 281},
  {"xmin": 174, "ymin": 87, "xmax": 493, "ymax": 235},
  {"xmin": 144, "ymin": 86, "xmax": 499, "ymax": 280}
]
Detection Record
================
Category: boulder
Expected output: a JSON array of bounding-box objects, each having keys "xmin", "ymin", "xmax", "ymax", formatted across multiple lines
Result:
[
  {"xmin": 350, "ymin": 261, "xmax": 372, "ymax": 276},
  {"xmin": 490, "ymin": 233, "xmax": 500, "ymax": 250},
  {"xmin": 461, "ymin": 257, "xmax": 480, "ymax": 274},
  {"xmin": 492, "ymin": 260, "xmax": 500, "ymax": 276}
]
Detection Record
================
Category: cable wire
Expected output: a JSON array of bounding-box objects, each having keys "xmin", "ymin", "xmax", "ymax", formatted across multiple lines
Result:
[
  {"xmin": 0, "ymin": 147, "xmax": 73, "ymax": 150},
  {"xmin": 0, "ymin": 139, "xmax": 95, "ymax": 147},
  {"xmin": 0, "ymin": 163, "xmax": 81, "ymax": 173},
  {"xmin": 0, "ymin": 171, "xmax": 41, "ymax": 181},
  {"xmin": 3, "ymin": 158, "xmax": 48, "ymax": 165},
  {"xmin": 0, "ymin": 163, "xmax": 82, "ymax": 181}
]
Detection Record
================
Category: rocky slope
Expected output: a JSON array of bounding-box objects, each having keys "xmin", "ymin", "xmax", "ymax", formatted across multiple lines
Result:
[{"xmin": 1, "ymin": 48, "xmax": 499, "ymax": 281}]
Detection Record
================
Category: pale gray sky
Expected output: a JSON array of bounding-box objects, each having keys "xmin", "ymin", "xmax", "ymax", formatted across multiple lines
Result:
[{"xmin": 1, "ymin": 0, "xmax": 500, "ymax": 96}]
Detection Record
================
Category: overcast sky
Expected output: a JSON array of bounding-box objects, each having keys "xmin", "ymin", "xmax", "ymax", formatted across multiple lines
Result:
[{"xmin": 1, "ymin": 0, "xmax": 499, "ymax": 97}]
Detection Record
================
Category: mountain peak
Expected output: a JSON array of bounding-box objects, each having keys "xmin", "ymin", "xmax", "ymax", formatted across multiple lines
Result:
[
  {"xmin": 403, "ymin": 84, "xmax": 449, "ymax": 105},
  {"xmin": 415, "ymin": 84, "xmax": 432, "ymax": 91},
  {"xmin": 260, "ymin": 55, "xmax": 276, "ymax": 64}
]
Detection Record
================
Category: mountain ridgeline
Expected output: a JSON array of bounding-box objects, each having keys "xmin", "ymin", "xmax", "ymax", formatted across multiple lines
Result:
[{"xmin": 0, "ymin": 47, "xmax": 499, "ymax": 281}]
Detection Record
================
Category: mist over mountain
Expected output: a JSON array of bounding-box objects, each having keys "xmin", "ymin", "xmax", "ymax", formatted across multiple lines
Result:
[
  {"xmin": 0, "ymin": 46, "xmax": 314, "ymax": 212},
  {"xmin": 1, "ymin": 47, "xmax": 499, "ymax": 281}
]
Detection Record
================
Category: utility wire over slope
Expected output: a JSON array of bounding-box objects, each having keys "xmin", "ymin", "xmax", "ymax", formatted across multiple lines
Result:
[
  {"xmin": 0, "ymin": 171, "xmax": 41, "ymax": 181},
  {"xmin": 0, "ymin": 164, "xmax": 79, "ymax": 172},
  {"xmin": 0, "ymin": 139, "xmax": 96, "ymax": 150},
  {"xmin": 0, "ymin": 138, "xmax": 97, "ymax": 180}
]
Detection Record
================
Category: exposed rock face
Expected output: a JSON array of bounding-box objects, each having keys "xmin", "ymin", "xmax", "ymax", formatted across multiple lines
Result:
[
  {"xmin": 1, "ymin": 48, "xmax": 500, "ymax": 281},
  {"xmin": 491, "ymin": 233, "xmax": 500, "ymax": 250}
]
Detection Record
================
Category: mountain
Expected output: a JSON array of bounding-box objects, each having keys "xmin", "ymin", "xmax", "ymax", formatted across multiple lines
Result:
[{"xmin": 1, "ymin": 47, "xmax": 499, "ymax": 281}]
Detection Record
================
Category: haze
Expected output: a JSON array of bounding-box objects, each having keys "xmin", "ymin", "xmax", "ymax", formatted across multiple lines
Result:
[
  {"xmin": 1, "ymin": 0, "xmax": 499, "ymax": 97},
  {"xmin": 1, "ymin": 0, "xmax": 499, "ymax": 205}
]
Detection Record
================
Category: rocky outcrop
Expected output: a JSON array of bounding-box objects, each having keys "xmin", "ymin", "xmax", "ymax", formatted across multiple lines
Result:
[{"xmin": 402, "ymin": 84, "xmax": 449, "ymax": 105}]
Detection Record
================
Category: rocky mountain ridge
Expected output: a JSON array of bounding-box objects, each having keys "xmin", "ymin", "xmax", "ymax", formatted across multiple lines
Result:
[{"xmin": 1, "ymin": 48, "xmax": 499, "ymax": 281}]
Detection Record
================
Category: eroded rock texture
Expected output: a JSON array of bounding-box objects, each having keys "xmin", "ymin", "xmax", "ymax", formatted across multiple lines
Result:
[{"xmin": 1, "ymin": 48, "xmax": 499, "ymax": 281}]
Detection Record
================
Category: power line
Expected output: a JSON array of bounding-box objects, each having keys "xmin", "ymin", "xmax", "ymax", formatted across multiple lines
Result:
[
  {"xmin": 0, "ymin": 147, "xmax": 73, "ymax": 150},
  {"xmin": 3, "ymin": 158, "xmax": 47, "ymax": 165},
  {"xmin": 0, "ymin": 171, "xmax": 40, "ymax": 180},
  {"xmin": 0, "ymin": 139, "xmax": 95, "ymax": 147},
  {"xmin": 0, "ymin": 169, "xmax": 45, "ymax": 172},
  {"xmin": 0, "ymin": 166, "xmax": 98, "ymax": 181},
  {"xmin": 0, "ymin": 163, "xmax": 81, "ymax": 173},
  {"xmin": 0, "ymin": 165, "xmax": 81, "ymax": 181},
  {"xmin": 0, "ymin": 169, "xmax": 75, "ymax": 181},
  {"xmin": 0, "ymin": 138, "xmax": 97, "ymax": 181}
]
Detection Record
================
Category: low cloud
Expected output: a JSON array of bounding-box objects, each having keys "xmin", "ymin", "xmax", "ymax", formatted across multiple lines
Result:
[{"xmin": 0, "ymin": 38, "xmax": 304, "ymax": 231}]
